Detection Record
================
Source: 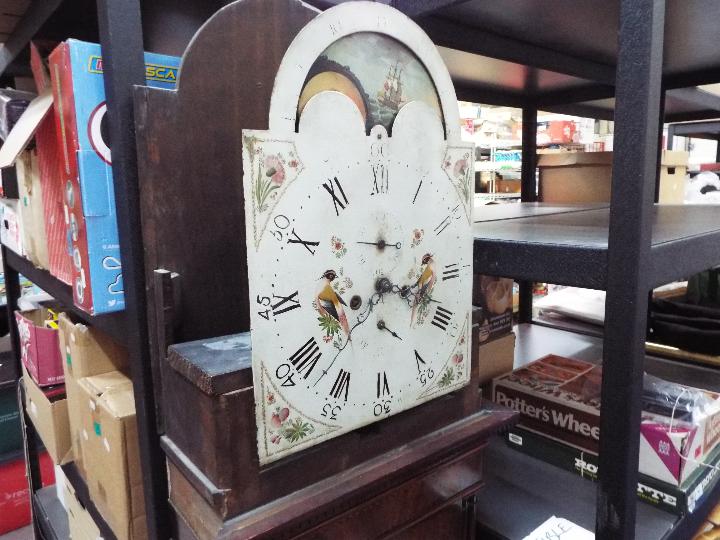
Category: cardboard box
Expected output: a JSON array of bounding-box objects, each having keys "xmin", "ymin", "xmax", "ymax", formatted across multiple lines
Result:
[
  {"xmin": 49, "ymin": 40, "xmax": 180, "ymax": 315},
  {"xmin": 0, "ymin": 198, "xmax": 23, "ymax": 255},
  {"xmin": 494, "ymin": 179, "xmax": 521, "ymax": 193},
  {"xmin": 478, "ymin": 331, "xmax": 516, "ymax": 387},
  {"xmin": 0, "ymin": 451, "xmax": 54, "ymax": 535},
  {"xmin": 538, "ymin": 150, "xmax": 689, "ymax": 204},
  {"xmin": 22, "ymin": 366, "xmax": 71, "ymax": 464},
  {"xmin": 63, "ymin": 471, "xmax": 103, "ymax": 540},
  {"xmin": 493, "ymin": 355, "xmax": 720, "ymax": 486},
  {"xmin": 15, "ymin": 307, "xmax": 63, "ymax": 386},
  {"xmin": 78, "ymin": 371, "xmax": 145, "ymax": 540},
  {"xmin": 58, "ymin": 312, "xmax": 128, "ymax": 477},
  {"xmin": 506, "ymin": 426, "xmax": 720, "ymax": 516},
  {"xmin": 16, "ymin": 148, "xmax": 50, "ymax": 269},
  {"xmin": 55, "ymin": 464, "xmax": 67, "ymax": 510},
  {"xmin": 473, "ymin": 275, "xmax": 513, "ymax": 343},
  {"xmin": 0, "ymin": 72, "xmax": 70, "ymax": 282},
  {"xmin": 537, "ymin": 120, "xmax": 578, "ymax": 145}
]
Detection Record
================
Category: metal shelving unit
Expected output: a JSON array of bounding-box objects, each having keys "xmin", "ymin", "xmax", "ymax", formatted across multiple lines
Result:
[
  {"xmin": 473, "ymin": 203, "xmax": 720, "ymax": 290},
  {"xmin": 476, "ymin": 324, "xmax": 720, "ymax": 540},
  {"xmin": 2, "ymin": 1, "xmax": 720, "ymax": 539}
]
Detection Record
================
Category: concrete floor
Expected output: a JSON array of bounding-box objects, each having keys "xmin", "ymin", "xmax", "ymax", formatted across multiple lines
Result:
[{"xmin": 0, "ymin": 526, "xmax": 32, "ymax": 540}]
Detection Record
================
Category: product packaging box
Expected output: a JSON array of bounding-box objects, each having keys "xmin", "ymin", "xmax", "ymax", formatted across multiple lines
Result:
[
  {"xmin": 22, "ymin": 366, "xmax": 72, "ymax": 464},
  {"xmin": 0, "ymin": 451, "xmax": 54, "ymax": 535},
  {"xmin": 78, "ymin": 371, "xmax": 145, "ymax": 540},
  {"xmin": 0, "ymin": 74, "xmax": 70, "ymax": 283},
  {"xmin": 15, "ymin": 307, "xmax": 63, "ymax": 386},
  {"xmin": 506, "ymin": 426, "xmax": 720, "ymax": 517},
  {"xmin": 478, "ymin": 330, "xmax": 516, "ymax": 387},
  {"xmin": 537, "ymin": 120, "xmax": 578, "ymax": 145},
  {"xmin": 63, "ymin": 470, "xmax": 103, "ymax": 540},
  {"xmin": 0, "ymin": 198, "xmax": 23, "ymax": 255},
  {"xmin": 58, "ymin": 312, "xmax": 128, "ymax": 477},
  {"xmin": 49, "ymin": 40, "xmax": 180, "ymax": 315},
  {"xmin": 0, "ymin": 381, "xmax": 22, "ymax": 457},
  {"xmin": 537, "ymin": 150, "xmax": 689, "ymax": 204},
  {"xmin": 473, "ymin": 275, "xmax": 513, "ymax": 343},
  {"xmin": 493, "ymin": 355, "xmax": 720, "ymax": 486},
  {"xmin": 16, "ymin": 148, "xmax": 50, "ymax": 269},
  {"xmin": 639, "ymin": 377, "xmax": 720, "ymax": 486}
]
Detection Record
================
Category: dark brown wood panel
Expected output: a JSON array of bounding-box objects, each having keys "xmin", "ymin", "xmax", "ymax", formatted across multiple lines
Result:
[
  {"xmin": 134, "ymin": 0, "xmax": 320, "ymax": 428},
  {"xmin": 162, "ymin": 314, "xmax": 488, "ymax": 520}
]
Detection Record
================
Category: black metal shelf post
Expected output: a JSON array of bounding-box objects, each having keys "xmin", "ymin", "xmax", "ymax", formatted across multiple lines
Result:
[
  {"xmin": 96, "ymin": 0, "xmax": 170, "ymax": 538},
  {"xmin": 598, "ymin": 2, "xmax": 665, "ymax": 537},
  {"xmin": 518, "ymin": 104, "xmax": 538, "ymax": 324}
]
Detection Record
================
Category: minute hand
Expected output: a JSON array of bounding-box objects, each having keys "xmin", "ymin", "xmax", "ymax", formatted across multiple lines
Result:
[{"xmin": 356, "ymin": 240, "xmax": 402, "ymax": 249}]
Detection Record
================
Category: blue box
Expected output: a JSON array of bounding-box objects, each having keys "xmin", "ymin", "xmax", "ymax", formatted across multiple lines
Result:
[{"xmin": 50, "ymin": 40, "xmax": 180, "ymax": 314}]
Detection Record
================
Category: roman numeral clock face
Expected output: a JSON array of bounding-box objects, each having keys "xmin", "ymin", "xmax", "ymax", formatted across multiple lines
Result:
[{"xmin": 242, "ymin": 21, "xmax": 473, "ymax": 465}]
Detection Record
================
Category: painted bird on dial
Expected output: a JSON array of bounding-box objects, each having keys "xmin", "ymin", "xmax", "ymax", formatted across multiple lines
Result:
[
  {"xmin": 317, "ymin": 270, "xmax": 350, "ymax": 338},
  {"xmin": 411, "ymin": 253, "xmax": 436, "ymax": 326}
]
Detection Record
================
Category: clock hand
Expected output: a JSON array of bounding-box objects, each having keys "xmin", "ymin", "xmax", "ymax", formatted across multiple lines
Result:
[
  {"xmin": 356, "ymin": 240, "xmax": 402, "ymax": 249},
  {"xmin": 377, "ymin": 320, "xmax": 403, "ymax": 340}
]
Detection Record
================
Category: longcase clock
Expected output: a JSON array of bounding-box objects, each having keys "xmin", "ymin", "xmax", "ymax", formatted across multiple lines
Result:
[{"xmin": 242, "ymin": 1, "xmax": 474, "ymax": 464}]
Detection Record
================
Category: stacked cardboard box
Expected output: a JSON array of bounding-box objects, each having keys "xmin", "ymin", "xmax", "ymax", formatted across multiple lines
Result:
[
  {"xmin": 62, "ymin": 470, "xmax": 103, "ymax": 540},
  {"xmin": 22, "ymin": 366, "xmax": 72, "ymax": 465},
  {"xmin": 494, "ymin": 354, "xmax": 720, "ymax": 515},
  {"xmin": 58, "ymin": 313, "xmax": 144, "ymax": 540},
  {"xmin": 78, "ymin": 372, "xmax": 145, "ymax": 540},
  {"xmin": 473, "ymin": 276, "xmax": 516, "ymax": 388},
  {"xmin": 16, "ymin": 307, "xmax": 64, "ymax": 386}
]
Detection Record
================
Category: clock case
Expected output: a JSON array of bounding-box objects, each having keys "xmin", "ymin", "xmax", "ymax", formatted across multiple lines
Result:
[{"xmin": 133, "ymin": 0, "xmax": 516, "ymax": 537}]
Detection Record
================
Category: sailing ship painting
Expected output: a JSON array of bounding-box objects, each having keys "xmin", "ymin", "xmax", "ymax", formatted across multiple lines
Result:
[
  {"xmin": 378, "ymin": 62, "xmax": 405, "ymax": 110},
  {"xmin": 298, "ymin": 32, "xmax": 442, "ymax": 132}
]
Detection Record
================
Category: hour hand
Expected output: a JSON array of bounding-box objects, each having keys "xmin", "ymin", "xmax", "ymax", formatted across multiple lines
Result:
[
  {"xmin": 377, "ymin": 320, "xmax": 402, "ymax": 340},
  {"xmin": 357, "ymin": 240, "xmax": 402, "ymax": 249}
]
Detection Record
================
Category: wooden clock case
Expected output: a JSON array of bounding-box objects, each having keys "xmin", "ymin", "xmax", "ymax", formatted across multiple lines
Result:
[{"xmin": 133, "ymin": 0, "xmax": 516, "ymax": 538}]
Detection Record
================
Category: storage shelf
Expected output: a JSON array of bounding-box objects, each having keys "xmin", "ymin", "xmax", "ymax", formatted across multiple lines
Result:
[
  {"xmin": 476, "ymin": 323, "xmax": 720, "ymax": 539},
  {"xmin": 33, "ymin": 486, "xmax": 69, "ymax": 540},
  {"xmin": 474, "ymin": 203, "xmax": 720, "ymax": 289},
  {"xmin": 61, "ymin": 462, "xmax": 118, "ymax": 540},
  {"xmin": 4, "ymin": 249, "xmax": 127, "ymax": 343}
]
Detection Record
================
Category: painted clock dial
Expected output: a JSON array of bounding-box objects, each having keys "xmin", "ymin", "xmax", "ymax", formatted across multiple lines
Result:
[{"xmin": 242, "ymin": 3, "xmax": 474, "ymax": 465}]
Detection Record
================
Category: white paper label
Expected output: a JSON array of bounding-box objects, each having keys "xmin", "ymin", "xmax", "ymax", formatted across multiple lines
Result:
[{"xmin": 523, "ymin": 517, "xmax": 594, "ymax": 540}]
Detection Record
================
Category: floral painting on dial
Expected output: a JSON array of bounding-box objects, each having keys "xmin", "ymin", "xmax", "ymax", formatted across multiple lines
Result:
[
  {"xmin": 258, "ymin": 366, "xmax": 339, "ymax": 459},
  {"xmin": 418, "ymin": 318, "xmax": 469, "ymax": 399},
  {"xmin": 442, "ymin": 147, "xmax": 474, "ymax": 224},
  {"xmin": 242, "ymin": 135, "xmax": 304, "ymax": 249}
]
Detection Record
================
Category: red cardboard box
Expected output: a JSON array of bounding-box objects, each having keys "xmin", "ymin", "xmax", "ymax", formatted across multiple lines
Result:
[
  {"xmin": 31, "ymin": 42, "xmax": 72, "ymax": 285},
  {"xmin": 0, "ymin": 85, "xmax": 71, "ymax": 283},
  {"xmin": 0, "ymin": 451, "xmax": 55, "ymax": 535},
  {"xmin": 537, "ymin": 120, "xmax": 578, "ymax": 145},
  {"xmin": 15, "ymin": 308, "xmax": 63, "ymax": 386},
  {"xmin": 37, "ymin": 114, "xmax": 71, "ymax": 285}
]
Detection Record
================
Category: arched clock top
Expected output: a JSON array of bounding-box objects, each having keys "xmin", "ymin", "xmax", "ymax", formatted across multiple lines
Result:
[{"xmin": 268, "ymin": 1, "xmax": 461, "ymax": 141}]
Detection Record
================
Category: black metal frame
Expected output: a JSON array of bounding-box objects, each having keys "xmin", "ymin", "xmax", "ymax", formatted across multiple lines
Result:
[
  {"xmin": 2, "ymin": 0, "xmax": 720, "ymax": 539},
  {"xmin": 598, "ymin": 1, "xmax": 665, "ymax": 536}
]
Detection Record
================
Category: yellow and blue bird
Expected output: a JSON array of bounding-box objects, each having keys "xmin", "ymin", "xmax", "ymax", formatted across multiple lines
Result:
[
  {"xmin": 317, "ymin": 270, "xmax": 350, "ymax": 338},
  {"xmin": 411, "ymin": 253, "xmax": 436, "ymax": 326}
]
